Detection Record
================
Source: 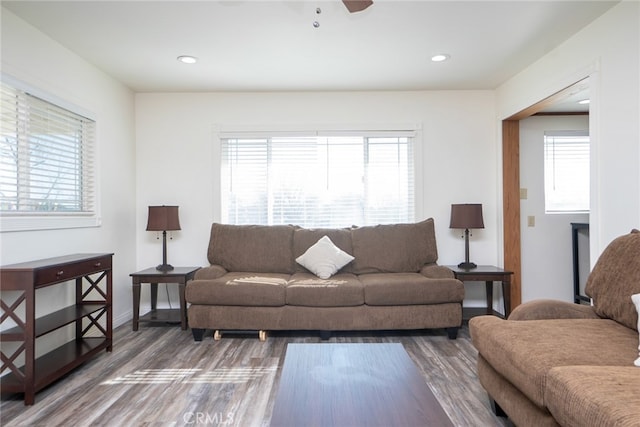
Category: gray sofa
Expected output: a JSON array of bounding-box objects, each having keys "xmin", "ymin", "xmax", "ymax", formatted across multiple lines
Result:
[{"xmin": 185, "ymin": 219, "xmax": 464, "ymax": 341}]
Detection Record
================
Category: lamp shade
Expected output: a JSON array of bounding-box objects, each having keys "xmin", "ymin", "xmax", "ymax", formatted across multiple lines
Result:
[
  {"xmin": 449, "ymin": 204, "xmax": 484, "ymax": 229},
  {"xmin": 146, "ymin": 205, "xmax": 181, "ymax": 231}
]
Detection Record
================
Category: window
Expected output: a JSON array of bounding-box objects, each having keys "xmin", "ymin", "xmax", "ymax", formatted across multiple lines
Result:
[
  {"xmin": 0, "ymin": 80, "xmax": 97, "ymax": 231},
  {"xmin": 544, "ymin": 130, "xmax": 589, "ymax": 213},
  {"xmin": 221, "ymin": 132, "xmax": 415, "ymax": 227}
]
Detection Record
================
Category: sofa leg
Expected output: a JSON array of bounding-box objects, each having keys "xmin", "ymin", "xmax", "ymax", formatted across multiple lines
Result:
[
  {"xmin": 446, "ymin": 327, "xmax": 459, "ymax": 339},
  {"xmin": 489, "ymin": 397, "xmax": 508, "ymax": 418},
  {"xmin": 319, "ymin": 331, "xmax": 331, "ymax": 340},
  {"xmin": 192, "ymin": 328, "xmax": 205, "ymax": 341}
]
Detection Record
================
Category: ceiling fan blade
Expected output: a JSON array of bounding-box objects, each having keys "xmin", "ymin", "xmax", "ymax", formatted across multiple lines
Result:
[{"xmin": 343, "ymin": 0, "xmax": 373, "ymax": 13}]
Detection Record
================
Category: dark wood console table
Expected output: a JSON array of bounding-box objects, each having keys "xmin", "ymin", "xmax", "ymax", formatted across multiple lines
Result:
[
  {"xmin": 447, "ymin": 265, "xmax": 513, "ymax": 319},
  {"xmin": 0, "ymin": 253, "xmax": 113, "ymax": 405}
]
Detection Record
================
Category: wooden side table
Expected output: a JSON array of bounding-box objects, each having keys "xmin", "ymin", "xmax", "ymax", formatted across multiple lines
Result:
[
  {"xmin": 446, "ymin": 265, "xmax": 513, "ymax": 320},
  {"xmin": 130, "ymin": 266, "xmax": 200, "ymax": 331}
]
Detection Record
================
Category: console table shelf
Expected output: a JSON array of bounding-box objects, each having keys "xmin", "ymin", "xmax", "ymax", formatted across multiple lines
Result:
[
  {"xmin": 0, "ymin": 337, "xmax": 107, "ymax": 391},
  {"xmin": 1, "ymin": 304, "xmax": 107, "ymax": 338},
  {"xmin": 0, "ymin": 253, "xmax": 113, "ymax": 405}
]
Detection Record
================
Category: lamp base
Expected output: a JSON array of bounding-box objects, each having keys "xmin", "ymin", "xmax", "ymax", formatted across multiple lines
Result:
[
  {"xmin": 457, "ymin": 261, "xmax": 477, "ymax": 269},
  {"xmin": 156, "ymin": 263, "xmax": 174, "ymax": 272}
]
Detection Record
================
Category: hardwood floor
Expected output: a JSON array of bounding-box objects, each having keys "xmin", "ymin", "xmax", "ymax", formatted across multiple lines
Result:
[{"xmin": 1, "ymin": 323, "xmax": 510, "ymax": 426}]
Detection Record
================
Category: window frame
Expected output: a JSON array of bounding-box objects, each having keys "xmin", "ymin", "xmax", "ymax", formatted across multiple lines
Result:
[
  {"xmin": 0, "ymin": 75, "xmax": 100, "ymax": 232},
  {"xmin": 216, "ymin": 124, "xmax": 423, "ymax": 227}
]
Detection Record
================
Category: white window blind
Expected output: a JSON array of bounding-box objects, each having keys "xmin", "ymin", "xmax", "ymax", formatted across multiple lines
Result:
[
  {"xmin": 221, "ymin": 133, "xmax": 414, "ymax": 227},
  {"xmin": 0, "ymin": 81, "xmax": 96, "ymax": 219},
  {"xmin": 544, "ymin": 130, "xmax": 590, "ymax": 213}
]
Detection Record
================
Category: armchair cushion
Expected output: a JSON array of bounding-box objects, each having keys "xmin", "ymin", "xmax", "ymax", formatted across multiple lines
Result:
[{"xmin": 545, "ymin": 366, "xmax": 640, "ymax": 427}]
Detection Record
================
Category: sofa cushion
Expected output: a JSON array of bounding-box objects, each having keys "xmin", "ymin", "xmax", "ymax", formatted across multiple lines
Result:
[
  {"xmin": 295, "ymin": 236, "xmax": 354, "ymax": 279},
  {"xmin": 351, "ymin": 218, "xmax": 438, "ymax": 274},
  {"xmin": 286, "ymin": 273, "xmax": 364, "ymax": 307},
  {"xmin": 469, "ymin": 316, "xmax": 639, "ymax": 409},
  {"xmin": 360, "ymin": 272, "xmax": 464, "ymax": 306},
  {"xmin": 585, "ymin": 229, "xmax": 640, "ymax": 330},
  {"xmin": 207, "ymin": 223, "xmax": 296, "ymax": 273},
  {"xmin": 185, "ymin": 272, "xmax": 290, "ymax": 306},
  {"xmin": 293, "ymin": 227, "xmax": 354, "ymax": 274},
  {"xmin": 545, "ymin": 366, "xmax": 640, "ymax": 427}
]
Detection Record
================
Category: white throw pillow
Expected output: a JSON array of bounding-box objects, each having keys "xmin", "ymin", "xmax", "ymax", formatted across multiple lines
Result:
[
  {"xmin": 296, "ymin": 235, "xmax": 354, "ymax": 279},
  {"xmin": 632, "ymin": 293, "xmax": 640, "ymax": 367}
]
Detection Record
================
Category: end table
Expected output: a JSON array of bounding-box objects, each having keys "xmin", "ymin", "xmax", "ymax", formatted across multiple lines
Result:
[
  {"xmin": 130, "ymin": 266, "xmax": 200, "ymax": 331},
  {"xmin": 446, "ymin": 265, "xmax": 513, "ymax": 320}
]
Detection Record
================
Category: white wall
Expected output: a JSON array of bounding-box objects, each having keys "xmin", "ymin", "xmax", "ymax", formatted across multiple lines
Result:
[
  {"xmin": 135, "ymin": 90, "xmax": 499, "ymax": 308},
  {"xmin": 497, "ymin": 1, "xmax": 640, "ymax": 264},
  {"xmin": 0, "ymin": 9, "xmax": 137, "ymax": 336},
  {"xmin": 7, "ymin": 1, "xmax": 635, "ymax": 326},
  {"xmin": 520, "ymin": 115, "xmax": 589, "ymax": 303}
]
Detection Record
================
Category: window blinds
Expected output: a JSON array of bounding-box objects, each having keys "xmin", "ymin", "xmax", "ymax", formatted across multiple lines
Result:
[
  {"xmin": 544, "ymin": 130, "xmax": 590, "ymax": 213},
  {"xmin": 0, "ymin": 82, "xmax": 95, "ymax": 215},
  {"xmin": 221, "ymin": 134, "xmax": 414, "ymax": 227}
]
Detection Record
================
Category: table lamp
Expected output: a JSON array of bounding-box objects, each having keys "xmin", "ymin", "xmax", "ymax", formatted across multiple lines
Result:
[
  {"xmin": 450, "ymin": 203, "xmax": 484, "ymax": 269},
  {"xmin": 146, "ymin": 205, "xmax": 181, "ymax": 271}
]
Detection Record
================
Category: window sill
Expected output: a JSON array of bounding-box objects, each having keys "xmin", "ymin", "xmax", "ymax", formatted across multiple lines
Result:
[{"xmin": 0, "ymin": 215, "xmax": 101, "ymax": 233}]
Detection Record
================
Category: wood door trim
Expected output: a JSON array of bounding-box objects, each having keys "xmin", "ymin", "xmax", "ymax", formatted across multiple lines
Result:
[{"xmin": 502, "ymin": 120, "xmax": 521, "ymax": 312}]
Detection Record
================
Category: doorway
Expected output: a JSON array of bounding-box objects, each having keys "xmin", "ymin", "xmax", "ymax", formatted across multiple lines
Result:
[{"xmin": 501, "ymin": 78, "xmax": 590, "ymax": 312}]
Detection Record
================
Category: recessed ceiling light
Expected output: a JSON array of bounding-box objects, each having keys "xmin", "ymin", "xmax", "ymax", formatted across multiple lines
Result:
[
  {"xmin": 578, "ymin": 99, "xmax": 590, "ymax": 105},
  {"xmin": 177, "ymin": 55, "xmax": 198, "ymax": 64},
  {"xmin": 431, "ymin": 54, "xmax": 450, "ymax": 62}
]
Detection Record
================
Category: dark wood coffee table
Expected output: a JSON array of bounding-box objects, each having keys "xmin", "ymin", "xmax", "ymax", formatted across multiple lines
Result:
[{"xmin": 270, "ymin": 343, "xmax": 452, "ymax": 426}]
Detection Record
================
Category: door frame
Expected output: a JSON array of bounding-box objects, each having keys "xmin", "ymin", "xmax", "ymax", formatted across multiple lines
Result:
[{"xmin": 501, "ymin": 78, "xmax": 590, "ymax": 313}]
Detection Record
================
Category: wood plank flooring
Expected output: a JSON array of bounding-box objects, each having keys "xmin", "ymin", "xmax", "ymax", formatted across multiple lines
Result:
[{"xmin": 1, "ymin": 323, "xmax": 510, "ymax": 426}]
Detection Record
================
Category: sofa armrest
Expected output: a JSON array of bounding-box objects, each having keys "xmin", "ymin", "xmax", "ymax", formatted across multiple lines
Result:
[
  {"xmin": 508, "ymin": 299, "xmax": 601, "ymax": 321},
  {"xmin": 193, "ymin": 265, "xmax": 228, "ymax": 280},
  {"xmin": 420, "ymin": 264, "xmax": 455, "ymax": 279}
]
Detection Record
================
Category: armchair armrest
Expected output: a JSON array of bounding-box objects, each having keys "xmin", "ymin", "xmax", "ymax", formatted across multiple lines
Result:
[
  {"xmin": 193, "ymin": 265, "xmax": 228, "ymax": 280},
  {"xmin": 508, "ymin": 299, "xmax": 600, "ymax": 321}
]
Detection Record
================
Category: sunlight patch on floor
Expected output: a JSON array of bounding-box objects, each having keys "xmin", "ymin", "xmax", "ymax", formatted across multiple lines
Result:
[{"xmin": 100, "ymin": 367, "xmax": 277, "ymax": 385}]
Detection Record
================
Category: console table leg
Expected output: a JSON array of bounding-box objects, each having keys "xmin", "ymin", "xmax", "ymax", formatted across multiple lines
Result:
[{"xmin": 132, "ymin": 283, "xmax": 140, "ymax": 331}]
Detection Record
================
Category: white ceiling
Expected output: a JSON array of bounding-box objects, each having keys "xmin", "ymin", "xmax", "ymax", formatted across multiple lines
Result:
[{"xmin": 3, "ymin": 0, "xmax": 617, "ymax": 97}]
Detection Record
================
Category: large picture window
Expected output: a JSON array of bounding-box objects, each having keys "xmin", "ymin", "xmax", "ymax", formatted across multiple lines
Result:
[
  {"xmin": 0, "ymin": 80, "xmax": 97, "ymax": 231},
  {"xmin": 221, "ymin": 132, "xmax": 415, "ymax": 227}
]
